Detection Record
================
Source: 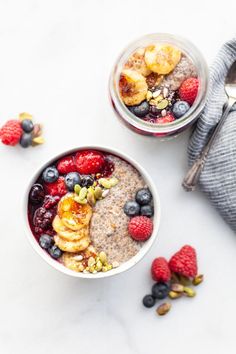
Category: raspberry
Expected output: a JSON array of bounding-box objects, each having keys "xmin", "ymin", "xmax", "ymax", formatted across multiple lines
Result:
[
  {"xmin": 75, "ymin": 150, "xmax": 105, "ymax": 174},
  {"xmin": 179, "ymin": 77, "xmax": 199, "ymax": 105},
  {"xmin": 45, "ymin": 177, "xmax": 67, "ymax": 197},
  {"xmin": 57, "ymin": 156, "xmax": 76, "ymax": 174},
  {"xmin": 156, "ymin": 113, "xmax": 175, "ymax": 124},
  {"xmin": 169, "ymin": 245, "xmax": 197, "ymax": 278},
  {"xmin": 151, "ymin": 257, "xmax": 171, "ymax": 282},
  {"xmin": 0, "ymin": 120, "xmax": 23, "ymax": 146},
  {"xmin": 128, "ymin": 216, "xmax": 153, "ymax": 241},
  {"xmin": 43, "ymin": 195, "xmax": 60, "ymax": 209}
]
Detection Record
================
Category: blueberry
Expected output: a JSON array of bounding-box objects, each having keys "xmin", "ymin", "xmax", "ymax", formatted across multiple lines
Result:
[
  {"xmin": 142, "ymin": 294, "xmax": 156, "ymax": 308},
  {"xmin": 39, "ymin": 234, "xmax": 54, "ymax": 250},
  {"xmin": 29, "ymin": 184, "xmax": 45, "ymax": 204},
  {"xmin": 130, "ymin": 101, "xmax": 150, "ymax": 118},
  {"xmin": 65, "ymin": 172, "xmax": 81, "ymax": 191},
  {"xmin": 42, "ymin": 166, "xmax": 59, "ymax": 183},
  {"xmin": 21, "ymin": 119, "xmax": 34, "ymax": 133},
  {"xmin": 140, "ymin": 204, "xmax": 154, "ymax": 217},
  {"xmin": 124, "ymin": 201, "xmax": 140, "ymax": 217},
  {"xmin": 81, "ymin": 175, "xmax": 94, "ymax": 188},
  {"xmin": 152, "ymin": 283, "xmax": 170, "ymax": 300},
  {"xmin": 172, "ymin": 101, "xmax": 190, "ymax": 118},
  {"xmin": 20, "ymin": 133, "xmax": 32, "ymax": 148},
  {"xmin": 49, "ymin": 245, "xmax": 63, "ymax": 259},
  {"xmin": 135, "ymin": 188, "xmax": 152, "ymax": 206}
]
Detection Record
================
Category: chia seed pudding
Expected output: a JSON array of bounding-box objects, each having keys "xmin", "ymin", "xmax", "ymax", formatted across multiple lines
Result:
[{"xmin": 27, "ymin": 149, "xmax": 155, "ymax": 274}]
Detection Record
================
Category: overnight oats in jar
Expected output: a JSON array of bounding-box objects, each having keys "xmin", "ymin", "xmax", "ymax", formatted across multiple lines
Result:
[{"xmin": 109, "ymin": 33, "xmax": 208, "ymax": 138}]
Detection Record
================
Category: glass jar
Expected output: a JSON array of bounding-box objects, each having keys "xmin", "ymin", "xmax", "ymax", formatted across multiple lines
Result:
[{"xmin": 109, "ymin": 33, "xmax": 208, "ymax": 138}]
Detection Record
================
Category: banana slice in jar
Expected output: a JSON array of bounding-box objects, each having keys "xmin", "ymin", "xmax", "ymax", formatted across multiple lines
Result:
[
  {"xmin": 58, "ymin": 193, "xmax": 92, "ymax": 231},
  {"xmin": 119, "ymin": 69, "xmax": 148, "ymax": 106},
  {"xmin": 54, "ymin": 232, "xmax": 90, "ymax": 253},
  {"xmin": 144, "ymin": 44, "xmax": 181, "ymax": 75},
  {"xmin": 124, "ymin": 48, "xmax": 152, "ymax": 77}
]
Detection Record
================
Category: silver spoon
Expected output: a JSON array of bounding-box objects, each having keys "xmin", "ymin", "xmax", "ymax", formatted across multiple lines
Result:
[{"xmin": 182, "ymin": 60, "xmax": 236, "ymax": 191}]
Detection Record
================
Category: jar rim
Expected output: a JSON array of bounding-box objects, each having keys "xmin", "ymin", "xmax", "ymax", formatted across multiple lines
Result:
[{"xmin": 109, "ymin": 33, "xmax": 209, "ymax": 134}]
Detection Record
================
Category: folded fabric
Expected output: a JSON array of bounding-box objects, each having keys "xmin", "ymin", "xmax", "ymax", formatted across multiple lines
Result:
[{"xmin": 188, "ymin": 38, "xmax": 236, "ymax": 232}]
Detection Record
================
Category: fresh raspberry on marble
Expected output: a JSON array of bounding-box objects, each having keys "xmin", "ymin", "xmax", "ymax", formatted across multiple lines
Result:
[
  {"xmin": 0, "ymin": 120, "xmax": 23, "ymax": 146},
  {"xmin": 75, "ymin": 150, "xmax": 105, "ymax": 174},
  {"xmin": 57, "ymin": 156, "xmax": 76, "ymax": 174},
  {"xmin": 128, "ymin": 216, "xmax": 153, "ymax": 241},
  {"xmin": 179, "ymin": 77, "xmax": 199, "ymax": 105},
  {"xmin": 169, "ymin": 245, "xmax": 197, "ymax": 278},
  {"xmin": 151, "ymin": 257, "xmax": 171, "ymax": 282},
  {"xmin": 45, "ymin": 177, "xmax": 67, "ymax": 197}
]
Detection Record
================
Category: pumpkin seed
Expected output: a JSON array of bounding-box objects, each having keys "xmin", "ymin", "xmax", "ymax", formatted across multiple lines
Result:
[
  {"xmin": 156, "ymin": 99, "xmax": 169, "ymax": 110},
  {"xmin": 74, "ymin": 184, "xmax": 81, "ymax": 195},
  {"xmin": 156, "ymin": 303, "xmax": 171, "ymax": 316}
]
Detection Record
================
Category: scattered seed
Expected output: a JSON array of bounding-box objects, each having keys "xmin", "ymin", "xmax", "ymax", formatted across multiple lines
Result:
[
  {"xmin": 179, "ymin": 276, "xmax": 192, "ymax": 286},
  {"xmin": 146, "ymin": 91, "xmax": 153, "ymax": 101},
  {"xmin": 32, "ymin": 136, "xmax": 44, "ymax": 145},
  {"xmin": 109, "ymin": 177, "xmax": 119, "ymax": 187},
  {"xmin": 161, "ymin": 109, "xmax": 167, "ymax": 117},
  {"xmin": 96, "ymin": 260, "xmax": 103, "ymax": 271},
  {"xmin": 19, "ymin": 112, "xmax": 33, "ymax": 121},
  {"xmin": 112, "ymin": 261, "xmax": 119, "ymax": 268},
  {"xmin": 88, "ymin": 257, "xmax": 95, "ymax": 267},
  {"xmin": 102, "ymin": 266, "xmax": 108, "ymax": 272},
  {"xmin": 99, "ymin": 251, "xmax": 107, "ymax": 264},
  {"xmin": 149, "ymin": 99, "xmax": 157, "ymax": 106},
  {"xmin": 152, "ymin": 89, "xmax": 161, "ymax": 98},
  {"xmin": 73, "ymin": 255, "xmax": 83, "ymax": 261},
  {"xmin": 156, "ymin": 303, "xmax": 171, "ymax": 316},
  {"xmin": 102, "ymin": 189, "xmax": 110, "ymax": 198},
  {"xmin": 171, "ymin": 283, "xmax": 184, "ymax": 293},
  {"xmin": 168, "ymin": 291, "xmax": 182, "ymax": 299},
  {"xmin": 79, "ymin": 187, "xmax": 88, "ymax": 200},
  {"xmin": 74, "ymin": 184, "xmax": 81, "ymax": 195},
  {"xmin": 163, "ymin": 87, "xmax": 169, "ymax": 98},
  {"xmin": 183, "ymin": 287, "xmax": 196, "ymax": 297},
  {"xmin": 94, "ymin": 186, "xmax": 103, "ymax": 199},
  {"xmin": 33, "ymin": 123, "xmax": 42, "ymax": 137},
  {"xmin": 74, "ymin": 196, "xmax": 87, "ymax": 204},
  {"xmin": 193, "ymin": 274, "xmax": 204, "ymax": 286},
  {"xmin": 87, "ymin": 188, "xmax": 96, "ymax": 206},
  {"xmin": 83, "ymin": 269, "xmax": 89, "ymax": 274},
  {"xmin": 156, "ymin": 99, "xmax": 169, "ymax": 110},
  {"xmin": 98, "ymin": 178, "xmax": 112, "ymax": 189}
]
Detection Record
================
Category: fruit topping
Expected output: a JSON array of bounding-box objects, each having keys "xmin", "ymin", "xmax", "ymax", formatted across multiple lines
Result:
[
  {"xmin": 80, "ymin": 175, "xmax": 94, "ymax": 188},
  {"xmin": 129, "ymin": 101, "xmax": 150, "ymax": 118},
  {"xmin": 29, "ymin": 184, "xmax": 45, "ymax": 204},
  {"xmin": 169, "ymin": 245, "xmax": 197, "ymax": 278},
  {"xmin": 57, "ymin": 193, "xmax": 92, "ymax": 231},
  {"xmin": 33, "ymin": 207, "xmax": 54, "ymax": 231},
  {"xmin": 142, "ymin": 294, "xmax": 156, "ymax": 308},
  {"xmin": 21, "ymin": 119, "xmax": 34, "ymax": 133},
  {"xmin": 20, "ymin": 133, "xmax": 33, "ymax": 148},
  {"xmin": 39, "ymin": 234, "xmax": 54, "ymax": 250},
  {"xmin": 57, "ymin": 156, "xmax": 76, "ymax": 174},
  {"xmin": 140, "ymin": 204, "xmax": 154, "ymax": 217},
  {"xmin": 152, "ymin": 282, "xmax": 170, "ymax": 300},
  {"xmin": 135, "ymin": 188, "xmax": 152, "ymax": 205},
  {"xmin": 172, "ymin": 101, "xmax": 190, "ymax": 118},
  {"xmin": 124, "ymin": 48, "xmax": 151, "ymax": 77},
  {"xmin": 0, "ymin": 120, "xmax": 23, "ymax": 146},
  {"xmin": 54, "ymin": 233, "xmax": 90, "ymax": 253},
  {"xmin": 48, "ymin": 244, "xmax": 63, "ymax": 259},
  {"xmin": 144, "ymin": 44, "xmax": 181, "ymax": 74},
  {"xmin": 75, "ymin": 150, "xmax": 105, "ymax": 174},
  {"xmin": 65, "ymin": 172, "xmax": 81, "ymax": 191},
  {"xmin": 124, "ymin": 201, "xmax": 140, "ymax": 217},
  {"xmin": 151, "ymin": 257, "xmax": 171, "ymax": 283},
  {"xmin": 45, "ymin": 176, "xmax": 67, "ymax": 196},
  {"xmin": 128, "ymin": 216, "xmax": 153, "ymax": 241},
  {"xmin": 156, "ymin": 113, "xmax": 175, "ymax": 124},
  {"xmin": 43, "ymin": 195, "xmax": 60, "ymax": 209},
  {"xmin": 119, "ymin": 69, "xmax": 148, "ymax": 106},
  {"xmin": 42, "ymin": 166, "xmax": 59, "ymax": 184},
  {"xmin": 179, "ymin": 77, "xmax": 199, "ymax": 104}
]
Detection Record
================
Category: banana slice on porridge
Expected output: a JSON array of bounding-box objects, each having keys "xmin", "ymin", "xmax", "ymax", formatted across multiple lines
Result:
[
  {"xmin": 145, "ymin": 44, "xmax": 181, "ymax": 74},
  {"xmin": 119, "ymin": 69, "xmax": 148, "ymax": 106},
  {"xmin": 58, "ymin": 193, "xmax": 92, "ymax": 231},
  {"xmin": 54, "ymin": 231, "xmax": 90, "ymax": 252},
  {"xmin": 124, "ymin": 48, "xmax": 152, "ymax": 77},
  {"xmin": 53, "ymin": 215, "xmax": 89, "ymax": 242}
]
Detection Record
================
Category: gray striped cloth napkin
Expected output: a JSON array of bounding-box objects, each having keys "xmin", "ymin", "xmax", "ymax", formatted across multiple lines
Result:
[{"xmin": 188, "ymin": 39, "xmax": 236, "ymax": 232}]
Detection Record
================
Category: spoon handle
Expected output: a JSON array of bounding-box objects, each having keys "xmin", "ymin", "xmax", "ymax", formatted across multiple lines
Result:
[{"xmin": 182, "ymin": 97, "xmax": 236, "ymax": 192}]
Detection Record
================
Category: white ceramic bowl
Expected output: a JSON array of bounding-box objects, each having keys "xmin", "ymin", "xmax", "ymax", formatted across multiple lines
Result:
[{"xmin": 23, "ymin": 146, "xmax": 161, "ymax": 278}]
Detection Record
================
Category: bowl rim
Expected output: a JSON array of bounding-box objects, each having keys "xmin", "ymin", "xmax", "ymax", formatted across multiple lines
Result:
[{"xmin": 23, "ymin": 145, "xmax": 161, "ymax": 279}]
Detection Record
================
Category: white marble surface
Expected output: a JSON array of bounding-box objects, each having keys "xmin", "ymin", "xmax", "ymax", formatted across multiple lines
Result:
[{"xmin": 0, "ymin": 1, "xmax": 236, "ymax": 353}]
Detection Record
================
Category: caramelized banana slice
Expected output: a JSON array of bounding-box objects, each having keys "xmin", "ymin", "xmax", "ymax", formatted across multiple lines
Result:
[
  {"xmin": 119, "ymin": 69, "xmax": 148, "ymax": 106},
  {"xmin": 58, "ymin": 193, "xmax": 92, "ymax": 231},
  {"xmin": 145, "ymin": 44, "xmax": 181, "ymax": 74},
  {"xmin": 124, "ymin": 48, "xmax": 152, "ymax": 77},
  {"xmin": 52, "ymin": 215, "xmax": 89, "ymax": 241},
  {"xmin": 54, "ymin": 233, "xmax": 90, "ymax": 253}
]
